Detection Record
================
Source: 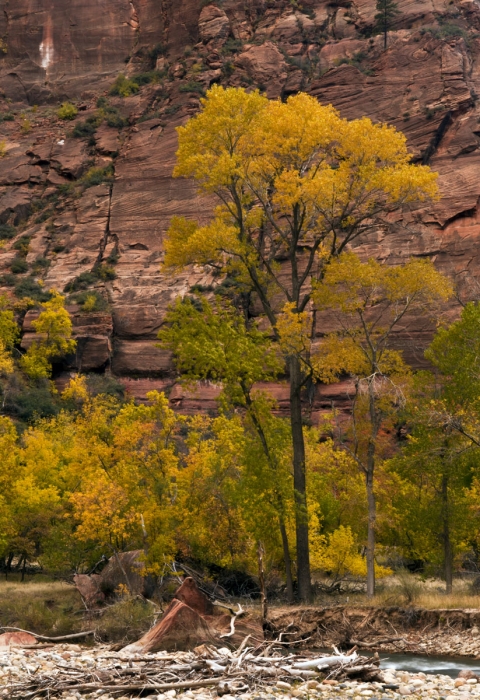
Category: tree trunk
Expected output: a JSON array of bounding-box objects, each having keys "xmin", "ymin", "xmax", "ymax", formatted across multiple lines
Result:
[
  {"xmin": 242, "ymin": 388, "xmax": 295, "ymax": 604},
  {"xmin": 288, "ymin": 355, "xmax": 312, "ymax": 602},
  {"xmin": 257, "ymin": 541, "xmax": 268, "ymax": 621},
  {"xmin": 279, "ymin": 516, "xmax": 294, "ymax": 603},
  {"xmin": 365, "ymin": 381, "xmax": 379, "ymax": 599},
  {"xmin": 365, "ymin": 468, "xmax": 376, "ymax": 598},
  {"xmin": 441, "ymin": 474, "xmax": 453, "ymax": 595}
]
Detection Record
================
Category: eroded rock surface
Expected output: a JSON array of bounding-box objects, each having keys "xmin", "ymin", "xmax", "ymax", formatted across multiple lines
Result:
[{"xmin": 0, "ymin": 0, "xmax": 479, "ymax": 412}]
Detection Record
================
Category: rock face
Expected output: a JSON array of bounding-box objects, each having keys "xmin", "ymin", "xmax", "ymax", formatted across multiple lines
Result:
[{"xmin": 0, "ymin": 0, "xmax": 479, "ymax": 412}]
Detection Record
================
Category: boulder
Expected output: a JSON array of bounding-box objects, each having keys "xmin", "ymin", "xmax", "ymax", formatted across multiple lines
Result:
[
  {"xmin": 458, "ymin": 670, "xmax": 479, "ymax": 680},
  {"xmin": 0, "ymin": 632, "xmax": 38, "ymax": 646},
  {"xmin": 198, "ymin": 6, "xmax": 231, "ymax": 46},
  {"xmin": 235, "ymin": 42, "xmax": 288, "ymax": 98}
]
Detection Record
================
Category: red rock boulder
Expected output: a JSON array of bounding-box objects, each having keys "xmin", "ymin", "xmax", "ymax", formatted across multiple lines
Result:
[{"xmin": 0, "ymin": 632, "xmax": 38, "ymax": 646}]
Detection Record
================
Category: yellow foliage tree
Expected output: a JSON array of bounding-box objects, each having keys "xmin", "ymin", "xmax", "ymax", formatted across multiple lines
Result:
[
  {"xmin": 164, "ymin": 85, "xmax": 439, "ymax": 601},
  {"xmin": 311, "ymin": 253, "xmax": 452, "ymax": 596},
  {"xmin": 21, "ymin": 292, "xmax": 76, "ymax": 379}
]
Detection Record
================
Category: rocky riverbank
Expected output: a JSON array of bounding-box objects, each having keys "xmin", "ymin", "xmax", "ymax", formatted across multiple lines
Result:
[
  {"xmin": 270, "ymin": 607, "xmax": 480, "ymax": 659},
  {"xmin": 1, "ymin": 644, "xmax": 480, "ymax": 700}
]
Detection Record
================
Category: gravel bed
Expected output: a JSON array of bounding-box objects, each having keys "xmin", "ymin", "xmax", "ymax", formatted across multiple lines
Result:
[{"xmin": 0, "ymin": 645, "xmax": 478, "ymax": 700}]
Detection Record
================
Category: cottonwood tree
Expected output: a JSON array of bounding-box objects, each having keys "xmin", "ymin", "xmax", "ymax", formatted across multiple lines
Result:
[
  {"xmin": 160, "ymin": 298, "xmax": 296, "ymax": 600},
  {"xmin": 163, "ymin": 86, "xmax": 439, "ymax": 600},
  {"xmin": 389, "ymin": 390, "xmax": 474, "ymax": 595},
  {"xmin": 20, "ymin": 292, "xmax": 76, "ymax": 379},
  {"xmin": 312, "ymin": 253, "xmax": 452, "ymax": 596},
  {"xmin": 397, "ymin": 302, "xmax": 480, "ymax": 591}
]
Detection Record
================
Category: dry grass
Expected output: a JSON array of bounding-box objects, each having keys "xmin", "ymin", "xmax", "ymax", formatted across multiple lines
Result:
[
  {"xmin": 331, "ymin": 574, "xmax": 480, "ymax": 609},
  {"xmin": 0, "ymin": 576, "xmax": 156, "ymax": 643},
  {"xmin": 0, "ymin": 577, "xmax": 83, "ymax": 636}
]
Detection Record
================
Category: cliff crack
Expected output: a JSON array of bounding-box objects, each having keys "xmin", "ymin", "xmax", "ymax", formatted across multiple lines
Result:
[{"xmin": 421, "ymin": 110, "xmax": 454, "ymax": 165}]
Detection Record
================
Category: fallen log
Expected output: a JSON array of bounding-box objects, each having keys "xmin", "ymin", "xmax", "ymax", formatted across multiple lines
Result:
[
  {"xmin": 19, "ymin": 678, "xmax": 222, "ymax": 700},
  {"xmin": 350, "ymin": 636, "xmax": 405, "ymax": 648},
  {"xmin": 0, "ymin": 627, "xmax": 95, "ymax": 642}
]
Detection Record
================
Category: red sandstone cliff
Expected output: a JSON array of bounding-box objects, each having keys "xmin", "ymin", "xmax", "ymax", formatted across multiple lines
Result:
[{"xmin": 0, "ymin": 0, "xmax": 478, "ymax": 413}]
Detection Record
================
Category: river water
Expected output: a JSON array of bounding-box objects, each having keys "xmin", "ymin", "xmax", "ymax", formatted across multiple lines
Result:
[{"xmin": 378, "ymin": 652, "xmax": 480, "ymax": 678}]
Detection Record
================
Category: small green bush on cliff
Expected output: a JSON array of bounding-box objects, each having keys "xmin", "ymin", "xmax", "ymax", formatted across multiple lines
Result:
[
  {"xmin": 109, "ymin": 74, "xmax": 140, "ymax": 97},
  {"xmin": 57, "ymin": 103, "xmax": 78, "ymax": 121}
]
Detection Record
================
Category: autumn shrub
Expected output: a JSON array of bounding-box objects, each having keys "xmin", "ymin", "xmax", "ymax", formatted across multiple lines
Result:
[
  {"xmin": 20, "ymin": 118, "xmax": 32, "ymax": 133},
  {"xmin": 94, "ymin": 596, "xmax": 156, "ymax": 643},
  {"xmin": 57, "ymin": 102, "xmax": 78, "ymax": 121},
  {"xmin": 95, "ymin": 263, "xmax": 117, "ymax": 281},
  {"xmin": 13, "ymin": 235, "xmax": 32, "ymax": 255},
  {"xmin": 133, "ymin": 70, "xmax": 162, "ymax": 86},
  {"xmin": 109, "ymin": 74, "xmax": 140, "ymax": 97},
  {"xmin": 105, "ymin": 111, "xmax": 127, "ymax": 129}
]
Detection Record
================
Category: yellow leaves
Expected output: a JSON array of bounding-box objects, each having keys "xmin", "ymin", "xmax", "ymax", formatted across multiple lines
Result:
[
  {"xmin": 70, "ymin": 475, "xmax": 136, "ymax": 545},
  {"xmin": 0, "ymin": 339, "xmax": 14, "ymax": 376},
  {"xmin": 31, "ymin": 291, "xmax": 76, "ymax": 357},
  {"xmin": 174, "ymin": 85, "xmax": 267, "ymax": 191},
  {"xmin": 310, "ymin": 522, "xmax": 392, "ymax": 579},
  {"xmin": 62, "ymin": 375, "xmax": 89, "ymax": 403},
  {"xmin": 165, "ymin": 86, "xmax": 440, "ymax": 298},
  {"xmin": 21, "ymin": 292, "xmax": 76, "ymax": 379},
  {"xmin": 163, "ymin": 215, "xmax": 241, "ymax": 271},
  {"xmin": 20, "ymin": 345, "xmax": 52, "ymax": 380},
  {"xmin": 277, "ymin": 302, "xmax": 312, "ymax": 359},
  {"xmin": 311, "ymin": 252, "xmax": 452, "ymax": 384},
  {"xmin": 314, "ymin": 252, "xmax": 451, "ymax": 315},
  {"xmin": 313, "ymin": 334, "xmax": 369, "ymax": 383}
]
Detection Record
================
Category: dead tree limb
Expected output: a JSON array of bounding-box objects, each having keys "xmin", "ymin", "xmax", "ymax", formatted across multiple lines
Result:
[{"xmin": 0, "ymin": 627, "xmax": 95, "ymax": 642}]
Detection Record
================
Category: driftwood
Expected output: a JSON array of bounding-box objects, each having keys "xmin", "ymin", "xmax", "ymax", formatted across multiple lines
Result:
[
  {"xmin": 0, "ymin": 627, "xmax": 95, "ymax": 642},
  {"xmin": 4, "ymin": 642, "xmax": 385, "ymax": 698}
]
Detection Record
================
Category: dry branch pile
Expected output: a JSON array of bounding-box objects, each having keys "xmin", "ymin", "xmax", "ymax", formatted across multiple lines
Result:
[{"xmin": 4, "ymin": 643, "xmax": 384, "ymax": 699}]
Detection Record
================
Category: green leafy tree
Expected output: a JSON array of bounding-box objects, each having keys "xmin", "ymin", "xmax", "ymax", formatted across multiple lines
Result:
[
  {"xmin": 389, "ymin": 389, "xmax": 475, "ymax": 594},
  {"xmin": 375, "ymin": 0, "xmax": 400, "ymax": 50},
  {"xmin": 160, "ymin": 298, "xmax": 296, "ymax": 599}
]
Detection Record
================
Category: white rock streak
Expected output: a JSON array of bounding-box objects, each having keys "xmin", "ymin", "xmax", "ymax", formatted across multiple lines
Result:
[{"xmin": 39, "ymin": 16, "xmax": 54, "ymax": 70}]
